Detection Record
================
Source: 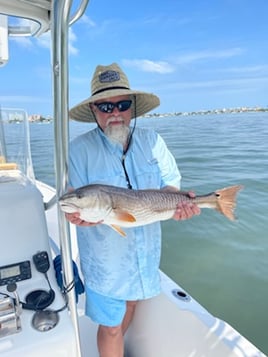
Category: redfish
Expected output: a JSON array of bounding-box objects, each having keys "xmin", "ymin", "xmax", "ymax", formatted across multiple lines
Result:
[{"xmin": 59, "ymin": 184, "xmax": 243, "ymax": 237}]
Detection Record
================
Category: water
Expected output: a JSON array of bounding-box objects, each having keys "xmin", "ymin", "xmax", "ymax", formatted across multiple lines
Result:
[{"xmin": 29, "ymin": 112, "xmax": 268, "ymax": 354}]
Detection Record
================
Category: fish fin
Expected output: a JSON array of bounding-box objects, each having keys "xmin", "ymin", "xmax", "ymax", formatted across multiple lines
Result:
[
  {"xmin": 114, "ymin": 209, "xmax": 136, "ymax": 223},
  {"xmin": 110, "ymin": 224, "xmax": 127, "ymax": 237},
  {"xmin": 215, "ymin": 185, "xmax": 244, "ymax": 221}
]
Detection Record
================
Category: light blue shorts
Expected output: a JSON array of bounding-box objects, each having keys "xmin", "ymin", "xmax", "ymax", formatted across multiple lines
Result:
[{"xmin": 85, "ymin": 285, "xmax": 127, "ymax": 327}]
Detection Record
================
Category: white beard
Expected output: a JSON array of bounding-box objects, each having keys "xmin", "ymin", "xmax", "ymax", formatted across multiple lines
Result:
[{"xmin": 104, "ymin": 121, "xmax": 130, "ymax": 147}]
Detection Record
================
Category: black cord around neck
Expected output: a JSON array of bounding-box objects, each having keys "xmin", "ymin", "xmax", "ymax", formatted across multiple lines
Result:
[
  {"xmin": 121, "ymin": 95, "xmax": 137, "ymax": 189},
  {"xmin": 121, "ymin": 154, "xmax": 132, "ymax": 189}
]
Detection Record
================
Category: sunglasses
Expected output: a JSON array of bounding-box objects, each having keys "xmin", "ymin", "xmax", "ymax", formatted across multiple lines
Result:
[{"xmin": 94, "ymin": 100, "xmax": 132, "ymax": 114}]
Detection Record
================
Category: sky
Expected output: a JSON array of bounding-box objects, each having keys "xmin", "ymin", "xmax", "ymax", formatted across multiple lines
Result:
[{"xmin": 1, "ymin": 0, "xmax": 268, "ymax": 116}]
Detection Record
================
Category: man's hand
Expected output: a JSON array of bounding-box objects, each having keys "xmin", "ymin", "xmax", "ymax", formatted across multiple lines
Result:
[
  {"xmin": 173, "ymin": 191, "xmax": 201, "ymax": 221},
  {"xmin": 65, "ymin": 212, "xmax": 103, "ymax": 227},
  {"xmin": 64, "ymin": 186, "xmax": 103, "ymax": 227}
]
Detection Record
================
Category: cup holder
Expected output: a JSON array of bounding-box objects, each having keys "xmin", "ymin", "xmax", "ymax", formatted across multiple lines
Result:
[{"xmin": 32, "ymin": 310, "xmax": 59, "ymax": 332}]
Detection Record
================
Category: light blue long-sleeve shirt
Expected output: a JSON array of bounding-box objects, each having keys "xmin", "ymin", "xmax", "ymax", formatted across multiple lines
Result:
[{"xmin": 69, "ymin": 126, "xmax": 181, "ymax": 300}]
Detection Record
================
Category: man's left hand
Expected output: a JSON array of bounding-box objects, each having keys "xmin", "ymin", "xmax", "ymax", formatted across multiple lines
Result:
[{"xmin": 173, "ymin": 191, "xmax": 201, "ymax": 220}]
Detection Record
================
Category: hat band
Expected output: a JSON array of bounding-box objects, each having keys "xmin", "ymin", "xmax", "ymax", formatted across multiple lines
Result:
[{"xmin": 92, "ymin": 85, "xmax": 130, "ymax": 96}]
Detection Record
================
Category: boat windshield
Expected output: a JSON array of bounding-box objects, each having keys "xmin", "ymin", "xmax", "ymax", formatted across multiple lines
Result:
[{"xmin": 0, "ymin": 107, "xmax": 35, "ymax": 181}]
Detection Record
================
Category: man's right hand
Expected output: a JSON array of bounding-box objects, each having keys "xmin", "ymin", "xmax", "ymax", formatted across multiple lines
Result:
[{"xmin": 65, "ymin": 212, "xmax": 103, "ymax": 227}]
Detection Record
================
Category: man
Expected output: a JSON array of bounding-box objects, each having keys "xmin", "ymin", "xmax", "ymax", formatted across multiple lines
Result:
[{"xmin": 66, "ymin": 63, "xmax": 200, "ymax": 357}]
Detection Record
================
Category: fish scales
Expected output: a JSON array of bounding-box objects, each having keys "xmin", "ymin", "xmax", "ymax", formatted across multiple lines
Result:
[{"xmin": 108, "ymin": 187, "xmax": 182, "ymax": 222}]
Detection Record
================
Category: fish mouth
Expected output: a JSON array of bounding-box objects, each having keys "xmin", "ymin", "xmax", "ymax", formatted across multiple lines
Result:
[{"xmin": 58, "ymin": 201, "xmax": 80, "ymax": 212}]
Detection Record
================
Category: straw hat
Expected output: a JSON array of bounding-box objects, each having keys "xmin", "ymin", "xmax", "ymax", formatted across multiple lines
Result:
[{"xmin": 69, "ymin": 63, "xmax": 160, "ymax": 122}]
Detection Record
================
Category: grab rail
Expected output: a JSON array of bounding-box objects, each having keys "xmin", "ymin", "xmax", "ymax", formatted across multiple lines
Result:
[
  {"xmin": 51, "ymin": 0, "xmax": 89, "ymax": 355},
  {"xmin": 69, "ymin": 0, "xmax": 90, "ymax": 26}
]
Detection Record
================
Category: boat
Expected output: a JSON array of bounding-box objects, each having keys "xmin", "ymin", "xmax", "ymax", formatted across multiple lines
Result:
[{"xmin": 0, "ymin": 1, "xmax": 266, "ymax": 356}]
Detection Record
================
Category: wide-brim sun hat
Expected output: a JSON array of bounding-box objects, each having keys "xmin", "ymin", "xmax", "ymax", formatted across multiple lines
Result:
[{"xmin": 69, "ymin": 63, "xmax": 160, "ymax": 122}]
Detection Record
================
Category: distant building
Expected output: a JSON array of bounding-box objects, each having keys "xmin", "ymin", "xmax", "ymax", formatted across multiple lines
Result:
[
  {"xmin": 28, "ymin": 114, "xmax": 42, "ymax": 122},
  {"xmin": 28, "ymin": 114, "xmax": 52, "ymax": 123}
]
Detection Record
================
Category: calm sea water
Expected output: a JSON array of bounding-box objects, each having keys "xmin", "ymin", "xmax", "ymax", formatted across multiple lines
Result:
[{"xmin": 28, "ymin": 112, "xmax": 268, "ymax": 354}]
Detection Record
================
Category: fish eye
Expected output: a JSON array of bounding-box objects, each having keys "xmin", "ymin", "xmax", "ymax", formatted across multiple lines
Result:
[{"xmin": 75, "ymin": 190, "xmax": 83, "ymax": 199}]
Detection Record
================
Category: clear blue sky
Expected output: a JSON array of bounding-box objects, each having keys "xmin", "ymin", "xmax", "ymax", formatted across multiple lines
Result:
[{"xmin": 1, "ymin": 0, "xmax": 268, "ymax": 116}]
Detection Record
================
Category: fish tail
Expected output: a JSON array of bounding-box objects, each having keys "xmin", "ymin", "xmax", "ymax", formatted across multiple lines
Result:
[{"xmin": 215, "ymin": 185, "xmax": 244, "ymax": 221}]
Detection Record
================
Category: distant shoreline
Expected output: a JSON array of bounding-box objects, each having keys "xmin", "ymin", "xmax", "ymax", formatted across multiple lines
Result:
[
  {"xmin": 3, "ymin": 106, "xmax": 267, "ymax": 124},
  {"xmin": 142, "ymin": 106, "xmax": 268, "ymax": 118}
]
